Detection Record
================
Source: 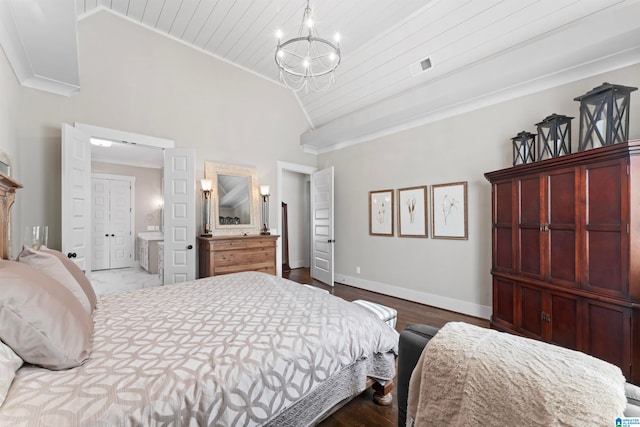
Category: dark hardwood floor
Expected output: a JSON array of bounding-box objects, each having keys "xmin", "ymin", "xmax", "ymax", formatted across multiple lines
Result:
[{"xmin": 282, "ymin": 268, "xmax": 489, "ymax": 427}]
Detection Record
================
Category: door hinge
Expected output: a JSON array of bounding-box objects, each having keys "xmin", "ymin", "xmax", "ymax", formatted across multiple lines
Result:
[
  {"xmin": 627, "ymin": 163, "xmax": 630, "ymax": 176},
  {"xmin": 627, "ymin": 224, "xmax": 630, "ymax": 234}
]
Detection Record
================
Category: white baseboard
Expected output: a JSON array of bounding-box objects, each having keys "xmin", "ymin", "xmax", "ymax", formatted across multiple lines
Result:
[
  {"xmin": 289, "ymin": 258, "xmax": 309, "ymax": 269},
  {"xmin": 334, "ymin": 273, "xmax": 492, "ymax": 320}
]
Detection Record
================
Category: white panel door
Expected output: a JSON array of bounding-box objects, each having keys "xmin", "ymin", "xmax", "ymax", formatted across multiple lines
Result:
[
  {"xmin": 61, "ymin": 124, "xmax": 91, "ymax": 272},
  {"xmin": 163, "ymin": 148, "xmax": 196, "ymax": 284},
  {"xmin": 109, "ymin": 179, "xmax": 132, "ymax": 269},
  {"xmin": 91, "ymin": 178, "xmax": 109, "ymax": 271},
  {"xmin": 311, "ymin": 167, "xmax": 334, "ymax": 286},
  {"xmin": 91, "ymin": 177, "xmax": 133, "ymax": 270}
]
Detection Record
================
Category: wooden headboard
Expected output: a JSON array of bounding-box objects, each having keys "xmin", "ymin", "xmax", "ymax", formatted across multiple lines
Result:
[{"xmin": 0, "ymin": 172, "xmax": 23, "ymax": 260}]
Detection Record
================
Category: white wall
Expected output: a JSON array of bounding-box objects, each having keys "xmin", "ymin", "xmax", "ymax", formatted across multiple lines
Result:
[
  {"xmin": 13, "ymin": 11, "xmax": 314, "ymax": 250},
  {"xmin": 282, "ymin": 170, "xmax": 310, "ymax": 269},
  {"xmin": 318, "ymin": 63, "xmax": 640, "ymax": 319}
]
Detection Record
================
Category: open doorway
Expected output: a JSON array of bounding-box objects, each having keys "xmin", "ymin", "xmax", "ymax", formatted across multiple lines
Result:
[
  {"xmin": 276, "ymin": 162, "xmax": 316, "ymax": 277},
  {"xmin": 281, "ymin": 170, "xmax": 311, "ymax": 272}
]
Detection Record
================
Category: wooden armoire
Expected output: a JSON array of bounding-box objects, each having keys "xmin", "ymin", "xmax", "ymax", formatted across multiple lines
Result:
[{"xmin": 485, "ymin": 140, "xmax": 640, "ymax": 384}]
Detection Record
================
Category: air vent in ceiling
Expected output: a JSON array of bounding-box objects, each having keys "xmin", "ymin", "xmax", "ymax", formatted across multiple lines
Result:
[{"xmin": 410, "ymin": 57, "xmax": 432, "ymax": 77}]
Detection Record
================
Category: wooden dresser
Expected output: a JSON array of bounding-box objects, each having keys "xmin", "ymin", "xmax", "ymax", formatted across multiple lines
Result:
[
  {"xmin": 198, "ymin": 235, "xmax": 279, "ymax": 278},
  {"xmin": 485, "ymin": 140, "xmax": 640, "ymax": 385}
]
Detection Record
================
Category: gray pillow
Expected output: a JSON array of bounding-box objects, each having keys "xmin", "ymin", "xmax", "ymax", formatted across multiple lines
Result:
[
  {"xmin": 0, "ymin": 260, "xmax": 93, "ymax": 370},
  {"xmin": 17, "ymin": 245, "xmax": 93, "ymax": 314},
  {"xmin": 40, "ymin": 246, "xmax": 97, "ymax": 311}
]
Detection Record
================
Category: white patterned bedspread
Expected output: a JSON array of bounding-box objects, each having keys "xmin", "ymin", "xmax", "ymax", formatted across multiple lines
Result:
[{"xmin": 0, "ymin": 272, "xmax": 399, "ymax": 426}]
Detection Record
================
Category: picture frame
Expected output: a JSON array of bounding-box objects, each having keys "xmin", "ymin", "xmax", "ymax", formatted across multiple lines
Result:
[
  {"xmin": 369, "ymin": 189, "xmax": 394, "ymax": 236},
  {"xmin": 397, "ymin": 186, "xmax": 428, "ymax": 238},
  {"xmin": 431, "ymin": 181, "xmax": 468, "ymax": 240}
]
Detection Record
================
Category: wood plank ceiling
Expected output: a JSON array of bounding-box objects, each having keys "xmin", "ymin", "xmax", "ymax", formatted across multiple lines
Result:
[{"xmin": 76, "ymin": 0, "xmax": 640, "ymax": 150}]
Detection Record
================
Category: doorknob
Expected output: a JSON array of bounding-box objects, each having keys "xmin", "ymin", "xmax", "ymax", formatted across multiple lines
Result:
[
  {"xmin": 187, "ymin": 245, "xmax": 193, "ymax": 250},
  {"xmin": 111, "ymin": 234, "xmax": 115, "ymax": 237},
  {"xmin": 105, "ymin": 234, "xmax": 109, "ymax": 237},
  {"xmin": 67, "ymin": 252, "xmax": 77, "ymax": 258},
  {"xmin": 327, "ymin": 239, "xmax": 335, "ymax": 243}
]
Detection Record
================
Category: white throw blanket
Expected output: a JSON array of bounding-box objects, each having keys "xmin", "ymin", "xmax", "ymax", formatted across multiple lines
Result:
[{"xmin": 407, "ymin": 322, "xmax": 626, "ymax": 426}]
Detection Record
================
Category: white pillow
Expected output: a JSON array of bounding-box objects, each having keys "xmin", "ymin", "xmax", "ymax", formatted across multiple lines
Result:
[
  {"xmin": 0, "ymin": 340, "xmax": 22, "ymax": 407},
  {"xmin": 17, "ymin": 245, "xmax": 92, "ymax": 314}
]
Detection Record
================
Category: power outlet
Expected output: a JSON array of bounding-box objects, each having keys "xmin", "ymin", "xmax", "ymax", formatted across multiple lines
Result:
[{"xmin": 356, "ymin": 266, "xmax": 361, "ymax": 274}]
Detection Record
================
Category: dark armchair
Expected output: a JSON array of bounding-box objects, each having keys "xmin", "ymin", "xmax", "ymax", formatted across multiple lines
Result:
[{"xmin": 397, "ymin": 324, "xmax": 439, "ymax": 427}]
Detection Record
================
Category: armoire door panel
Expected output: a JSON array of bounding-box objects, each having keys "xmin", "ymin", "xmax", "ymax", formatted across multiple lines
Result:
[
  {"xmin": 549, "ymin": 293, "xmax": 578, "ymax": 350},
  {"xmin": 495, "ymin": 181, "xmax": 512, "ymax": 224},
  {"xmin": 495, "ymin": 227, "xmax": 512, "ymax": 270},
  {"xmin": 549, "ymin": 229, "xmax": 576, "ymax": 285},
  {"xmin": 519, "ymin": 228, "xmax": 541, "ymax": 276},
  {"xmin": 519, "ymin": 285, "xmax": 544, "ymax": 339},
  {"xmin": 586, "ymin": 231, "xmax": 624, "ymax": 296},
  {"xmin": 493, "ymin": 278, "xmax": 515, "ymax": 326},
  {"xmin": 518, "ymin": 176, "xmax": 540, "ymax": 225},
  {"xmin": 585, "ymin": 302, "xmax": 630, "ymax": 378},
  {"xmin": 546, "ymin": 169, "xmax": 577, "ymax": 286},
  {"xmin": 586, "ymin": 161, "xmax": 622, "ymax": 225},
  {"xmin": 584, "ymin": 160, "xmax": 627, "ymax": 298},
  {"xmin": 547, "ymin": 170, "xmax": 576, "ymax": 225}
]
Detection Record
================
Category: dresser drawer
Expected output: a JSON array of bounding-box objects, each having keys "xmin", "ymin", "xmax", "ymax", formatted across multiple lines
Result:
[
  {"xmin": 214, "ymin": 261, "xmax": 275, "ymax": 276},
  {"xmin": 212, "ymin": 239, "xmax": 275, "ymax": 251},
  {"xmin": 214, "ymin": 247, "xmax": 274, "ymax": 266}
]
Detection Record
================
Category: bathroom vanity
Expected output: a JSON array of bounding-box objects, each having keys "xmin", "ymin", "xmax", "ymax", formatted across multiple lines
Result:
[{"xmin": 138, "ymin": 232, "xmax": 163, "ymax": 274}]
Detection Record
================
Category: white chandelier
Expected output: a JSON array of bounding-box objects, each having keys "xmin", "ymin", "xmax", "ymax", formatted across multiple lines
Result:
[{"xmin": 275, "ymin": 0, "xmax": 341, "ymax": 92}]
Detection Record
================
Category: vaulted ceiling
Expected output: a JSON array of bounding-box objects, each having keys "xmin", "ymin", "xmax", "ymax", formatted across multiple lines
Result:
[{"xmin": 2, "ymin": 0, "xmax": 640, "ymax": 153}]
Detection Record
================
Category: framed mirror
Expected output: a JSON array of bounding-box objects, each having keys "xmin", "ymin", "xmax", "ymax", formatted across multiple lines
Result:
[{"xmin": 204, "ymin": 162, "xmax": 260, "ymax": 235}]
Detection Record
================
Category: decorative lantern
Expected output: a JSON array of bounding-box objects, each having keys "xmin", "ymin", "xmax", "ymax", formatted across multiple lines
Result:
[
  {"xmin": 536, "ymin": 113, "xmax": 573, "ymax": 161},
  {"xmin": 574, "ymin": 82, "xmax": 637, "ymax": 151},
  {"xmin": 511, "ymin": 131, "xmax": 536, "ymax": 166}
]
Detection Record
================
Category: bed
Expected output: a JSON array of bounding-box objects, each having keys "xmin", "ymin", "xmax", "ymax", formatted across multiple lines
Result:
[{"xmin": 0, "ymin": 176, "xmax": 399, "ymax": 426}]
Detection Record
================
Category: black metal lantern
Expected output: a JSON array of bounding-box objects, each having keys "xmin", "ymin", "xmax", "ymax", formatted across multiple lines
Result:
[
  {"xmin": 536, "ymin": 113, "xmax": 573, "ymax": 161},
  {"xmin": 574, "ymin": 82, "xmax": 637, "ymax": 151},
  {"xmin": 511, "ymin": 131, "xmax": 536, "ymax": 166}
]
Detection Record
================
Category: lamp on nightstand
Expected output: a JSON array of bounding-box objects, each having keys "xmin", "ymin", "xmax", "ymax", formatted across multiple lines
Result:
[
  {"xmin": 260, "ymin": 185, "xmax": 270, "ymax": 235},
  {"xmin": 201, "ymin": 179, "xmax": 213, "ymax": 236}
]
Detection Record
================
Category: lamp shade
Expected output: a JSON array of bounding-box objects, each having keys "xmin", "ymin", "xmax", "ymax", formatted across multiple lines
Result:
[
  {"xmin": 201, "ymin": 179, "xmax": 213, "ymax": 192},
  {"xmin": 260, "ymin": 185, "xmax": 270, "ymax": 196}
]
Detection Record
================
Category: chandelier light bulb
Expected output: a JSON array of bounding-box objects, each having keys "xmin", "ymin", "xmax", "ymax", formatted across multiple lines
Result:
[
  {"xmin": 305, "ymin": 17, "xmax": 313, "ymax": 28},
  {"xmin": 328, "ymin": 52, "xmax": 336, "ymax": 62},
  {"xmin": 334, "ymin": 33, "xmax": 341, "ymax": 43},
  {"xmin": 276, "ymin": 29, "xmax": 283, "ymax": 40},
  {"xmin": 277, "ymin": 49, "xmax": 284, "ymax": 58},
  {"xmin": 302, "ymin": 58, "xmax": 310, "ymax": 68}
]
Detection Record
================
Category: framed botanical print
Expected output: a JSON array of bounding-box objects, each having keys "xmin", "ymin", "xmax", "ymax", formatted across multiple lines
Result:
[
  {"xmin": 431, "ymin": 181, "xmax": 468, "ymax": 240},
  {"xmin": 397, "ymin": 186, "xmax": 427, "ymax": 238},
  {"xmin": 369, "ymin": 189, "xmax": 394, "ymax": 236}
]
